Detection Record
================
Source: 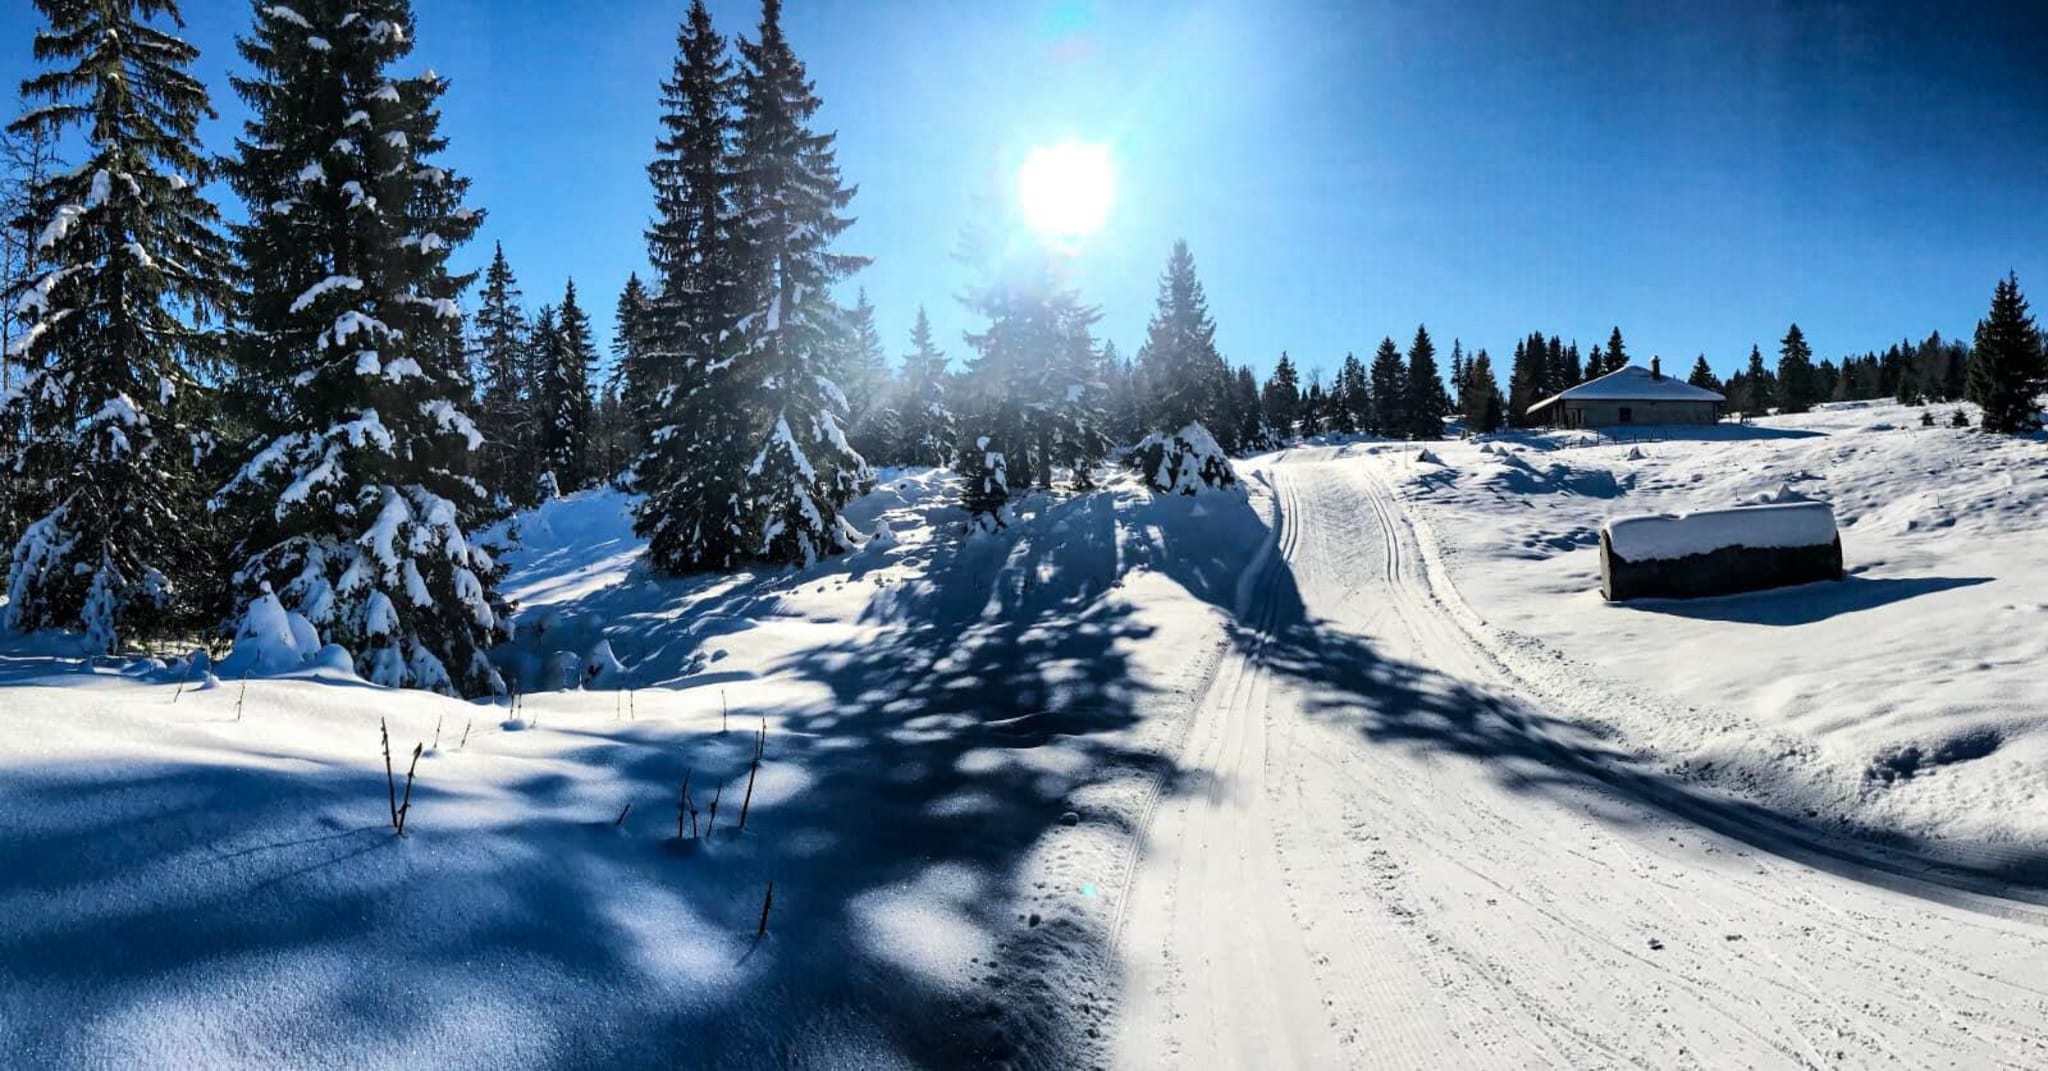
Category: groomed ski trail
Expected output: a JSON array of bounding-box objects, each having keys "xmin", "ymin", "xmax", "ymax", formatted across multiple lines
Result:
[{"xmin": 1109, "ymin": 449, "xmax": 2048, "ymax": 1070}]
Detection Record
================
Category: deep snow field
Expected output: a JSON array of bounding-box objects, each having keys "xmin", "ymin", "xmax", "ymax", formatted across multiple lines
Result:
[
  {"xmin": 1384, "ymin": 400, "xmax": 2048, "ymax": 876},
  {"xmin": 0, "ymin": 468, "xmax": 1268, "ymax": 1068},
  {"xmin": 2, "ymin": 404, "xmax": 2046, "ymax": 1068}
]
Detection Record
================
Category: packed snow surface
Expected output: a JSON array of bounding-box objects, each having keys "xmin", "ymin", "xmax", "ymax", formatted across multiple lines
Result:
[
  {"xmin": 1604, "ymin": 500, "xmax": 1839, "ymax": 560},
  {"xmin": 4, "ymin": 407, "xmax": 2048, "ymax": 1068}
]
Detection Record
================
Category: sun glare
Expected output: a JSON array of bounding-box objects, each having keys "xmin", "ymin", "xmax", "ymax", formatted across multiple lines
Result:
[{"xmin": 1018, "ymin": 141, "xmax": 1115, "ymax": 239}]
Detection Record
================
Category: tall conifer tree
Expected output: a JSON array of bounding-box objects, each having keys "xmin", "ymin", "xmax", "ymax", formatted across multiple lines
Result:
[
  {"xmin": 217, "ymin": 0, "xmax": 506, "ymax": 695},
  {"xmin": 1405, "ymin": 325, "xmax": 1449, "ymax": 439},
  {"xmin": 1967, "ymin": 273, "xmax": 2045, "ymax": 433},
  {"xmin": 1136, "ymin": 240, "xmax": 1229, "ymax": 435},
  {"xmin": 634, "ymin": 0, "xmax": 753, "ymax": 571},
  {"xmin": 729, "ymin": 0, "xmax": 871, "ymax": 563},
  {"xmin": 3, "ymin": 0, "xmax": 228, "ymax": 651},
  {"xmin": 896, "ymin": 305, "xmax": 954, "ymax": 467},
  {"xmin": 1369, "ymin": 338, "xmax": 1407, "ymax": 437}
]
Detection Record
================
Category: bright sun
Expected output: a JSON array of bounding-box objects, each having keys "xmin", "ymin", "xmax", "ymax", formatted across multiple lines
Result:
[{"xmin": 1018, "ymin": 141, "xmax": 1115, "ymax": 239}]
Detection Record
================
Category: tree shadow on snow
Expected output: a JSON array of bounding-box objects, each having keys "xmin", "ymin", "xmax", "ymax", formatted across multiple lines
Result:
[
  {"xmin": 0, "ymin": 486, "xmax": 1262, "ymax": 1071},
  {"xmin": 1233, "ymin": 551, "xmax": 2048, "ymax": 911}
]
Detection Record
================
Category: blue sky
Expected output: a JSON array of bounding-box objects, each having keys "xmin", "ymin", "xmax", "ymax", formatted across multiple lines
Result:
[{"xmin": 5, "ymin": 0, "xmax": 2046, "ymax": 382}]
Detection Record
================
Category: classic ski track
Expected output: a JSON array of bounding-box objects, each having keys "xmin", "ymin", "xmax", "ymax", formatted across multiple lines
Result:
[{"xmin": 1106, "ymin": 448, "xmax": 2048, "ymax": 1070}]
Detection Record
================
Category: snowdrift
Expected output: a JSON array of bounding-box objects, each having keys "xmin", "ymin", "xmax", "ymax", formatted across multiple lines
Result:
[{"xmin": 1600, "ymin": 502, "xmax": 1843, "ymax": 601}]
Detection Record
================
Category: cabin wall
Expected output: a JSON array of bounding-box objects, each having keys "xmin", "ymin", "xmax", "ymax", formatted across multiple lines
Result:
[{"xmin": 1557, "ymin": 399, "xmax": 1720, "ymax": 427}]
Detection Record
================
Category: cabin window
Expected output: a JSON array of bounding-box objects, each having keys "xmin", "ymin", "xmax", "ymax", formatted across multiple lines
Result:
[{"xmin": 1619, "ymin": 407, "xmax": 1633, "ymax": 423}]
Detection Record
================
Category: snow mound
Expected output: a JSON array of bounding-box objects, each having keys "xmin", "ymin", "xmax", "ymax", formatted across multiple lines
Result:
[
  {"xmin": 583, "ymin": 638, "xmax": 626, "ymax": 689},
  {"xmin": 217, "ymin": 586, "xmax": 324, "ymax": 678},
  {"xmin": 1604, "ymin": 502, "xmax": 1839, "ymax": 562},
  {"xmin": 1415, "ymin": 449, "xmax": 1443, "ymax": 465},
  {"xmin": 1131, "ymin": 422, "xmax": 1238, "ymax": 495},
  {"xmin": 1624, "ymin": 446, "xmax": 1645, "ymax": 461}
]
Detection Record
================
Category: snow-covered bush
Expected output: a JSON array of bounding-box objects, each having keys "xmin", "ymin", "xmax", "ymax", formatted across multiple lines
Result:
[
  {"xmin": 1131, "ymin": 423, "xmax": 1238, "ymax": 495},
  {"xmin": 217, "ymin": 585, "xmax": 324, "ymax": 678}
]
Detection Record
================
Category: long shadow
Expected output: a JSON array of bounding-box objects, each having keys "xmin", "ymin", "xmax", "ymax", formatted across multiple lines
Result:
[
  {"xmin": 1617, "ymin": 575, "xmax": 1991, "ymax": 625},
  {"xmin": 1237, "ymin": 549, "xmax": 2048, "ymax": 908},
  {"xmin": 0, "ymin": 486, "xmax": 1262, "ymax": 1070}
]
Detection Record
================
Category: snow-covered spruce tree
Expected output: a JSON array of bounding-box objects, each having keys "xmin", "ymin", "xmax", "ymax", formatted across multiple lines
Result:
[
  {"xmin": 632, "ymin": 0, "xmax": 760, "ymax": 572},
  {"xmin": 1742, "ymin": 344, "xmax": 1774, "ymax": 416},
  {"xmin": 536, "ymin": 281, "xmax": 596, "ymax": 492},
  {"xmin": 1776, "ymin": 323, "xmax": 1819, "ymax": 413},
  {"xmin": 3, "ymin": 0, "xmax": 229, "ymax": 653},
  {"xmin": 955, "ymin": 434, "xmax": 1008, "ymax": 531},
  {"xmin": 838, "ymin": 288, "xmax": 896, "ymax": 463},
  {"xmin": 1687, "ymin": 355, "xmax": 1721, "ymax": 392},
  {"xmin": 1136, "ymin": 239, "xmax": 1230, "ymax": 435},
  {"xmin": 956, "ymin": 235, "xmax": 1100, "ymax": 493},
  {"xmin": 1261, "ymin": 351, "xmax": 1301, "ymax": 441},
  {"xmin": 1967, "ymin": 273, "xmax": 2045, "ymax": 434},
  {"xmin": 472, "ymin": 242, "xmax": 534, "ymax": 503},
  {"xmin": 1369, "ymin": 337, "xmax": 1407, "ymax": 437},
  {"xmin": 1405, "ymin": 325, "xmax": 1449, "ymax": 439},
  {"xmin": 1462, "ymin": 349, "xmax": 1505, "ymax": 433},
  {"xmin": 894, "ymin": 305, "xmax": 955, "ymax": 467},
  {"xmin": 1602, "ymin": 327, "xmax": 1628, "ymax": 375},
  {"xmin": 728, "ymin": 0, "xmax": 871, "ymax": 565},
  {"xmin": 1229, "ymin": 366, "xmax": 1266, "ymax": 452},
  {"xmin": 217, "ymin": 1, "xmax": 507, "ymax": 696}
]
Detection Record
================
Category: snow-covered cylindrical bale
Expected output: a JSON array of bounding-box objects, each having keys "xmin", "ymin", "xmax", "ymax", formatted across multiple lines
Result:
[{"xmin": 1599, "ymin": 502, "xmax": 1843, "ymax": 601}]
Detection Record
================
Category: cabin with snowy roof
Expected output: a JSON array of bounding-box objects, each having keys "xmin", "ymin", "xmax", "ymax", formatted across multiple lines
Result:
[{"xmin": 1525, "ymin": 360, "xmax": 1725, "ymax": 428}]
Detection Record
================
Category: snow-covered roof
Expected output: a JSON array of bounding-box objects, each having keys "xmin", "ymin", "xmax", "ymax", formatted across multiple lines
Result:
[{"xmin": 1527, "ymin": 364, "xmax": 1726, "ymax": 413}]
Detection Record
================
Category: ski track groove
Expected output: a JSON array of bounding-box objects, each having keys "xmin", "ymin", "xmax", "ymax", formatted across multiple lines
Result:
[{"xmin": 1104, "ymin": 448, "xmax": 2048, "ymax": 1070}]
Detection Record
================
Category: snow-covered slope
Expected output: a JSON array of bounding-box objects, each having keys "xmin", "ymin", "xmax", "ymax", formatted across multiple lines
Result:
[
  {"xmin": 1387, "ymin": 401, "xmax": 2048, "ymax": 865},
  {"xmin": 0, "ymin": 468, "xmax": 1269, "ymax": 1068}
]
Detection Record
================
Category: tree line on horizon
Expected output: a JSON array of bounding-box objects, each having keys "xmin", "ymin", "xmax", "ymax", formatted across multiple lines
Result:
[{"xmin": 0, "ymin": 0, "xmax": 2042, "ymax": 696}]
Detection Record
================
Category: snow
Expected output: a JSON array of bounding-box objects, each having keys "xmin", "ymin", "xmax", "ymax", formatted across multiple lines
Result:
[
  {"xmin": 263, "ymin": 4, "xmax": 311, "ymax": 29},
  {"xmin": 6, "ymin": 416, "xmax": 2048, "ymax": 1066},
  {"xmin": 1530, "ymin": 363, "xmax": 1727, "ymax": 410},
  {"xmin": 1604, "ymin": 500, "xmax": 1839, "ymax": 561},
  {"xmin": 216, "ymin": 586, "xmax": 325, "ymax": 678},
  {"xmin": 1383, "ymin": 399, "xmax": 2048, "ymax": 864},
  {"xmin": 290, "ymin": 275, "xmax": 362, "ymax": 314}
]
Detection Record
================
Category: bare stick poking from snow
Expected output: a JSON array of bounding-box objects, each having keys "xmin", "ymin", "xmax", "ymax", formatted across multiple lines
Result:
[
  {"xmin": 234, "ymin": 674, "xmax": 248, "ymax": 722},
  {"xmin": 757, "ymin": 881, "xmax": 775, "ymax": 937},
  {"xmin": 721, "ymin": 689, "xmax": 728, "ymax": 734},
  {"xmin": 738, "ymin": 719, "xmax": 767, "ymax": 832},
  {"xmin": 395, "ymin": 742, "xmax": 422, "ymax": 836},
  {"xmin": 629, "ymin": 690, "xmax": 636, "ymax": 720},
  {"xmin": 432, "ymin": 715, "xmax": 443, "ymax": 750},
  {"xmin": 381, "ymin": 719, "xmax": 399, "ymax": 829},
  {"xmin": 171, "ymin": 658, "xmax": 193, "ymax": 704},
  {"xmin": 706, "ymin": 784, "xmax": 722, "ymax": 841},
  {"xmin": 460, "ymin": 717, "xmax": 472, "ymax": 750},
  {"xmin": 677, "ymin": 770, "xmax": 693, "ymax": 840},
  {"xmin": 615, "ymin": 802, "xmax": 632, "ymax": 826}
]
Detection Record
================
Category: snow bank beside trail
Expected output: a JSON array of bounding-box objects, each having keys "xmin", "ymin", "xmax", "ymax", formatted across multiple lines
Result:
[
  {"xmin": 1604, "ymin": 502, "xmax": 1838, "ymax": 561},
  {"xmin": 1390, "ymin": 399, "xmax": 2048, "ymax": 866}
]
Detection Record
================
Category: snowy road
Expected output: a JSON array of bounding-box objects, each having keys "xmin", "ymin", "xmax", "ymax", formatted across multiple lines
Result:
[{"xmin": 1110, "ymin": 449, "xmax": 2048, "ymax": 1069}]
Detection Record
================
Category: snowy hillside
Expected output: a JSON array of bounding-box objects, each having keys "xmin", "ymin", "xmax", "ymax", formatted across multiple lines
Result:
[
  {"xmin": 1381, "ymin": 401, "xmax": 2048, "ymax": 868},
  {"xmin": 0, "ymin": 469, "xmax": 1270, "ymax": 1068}
]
